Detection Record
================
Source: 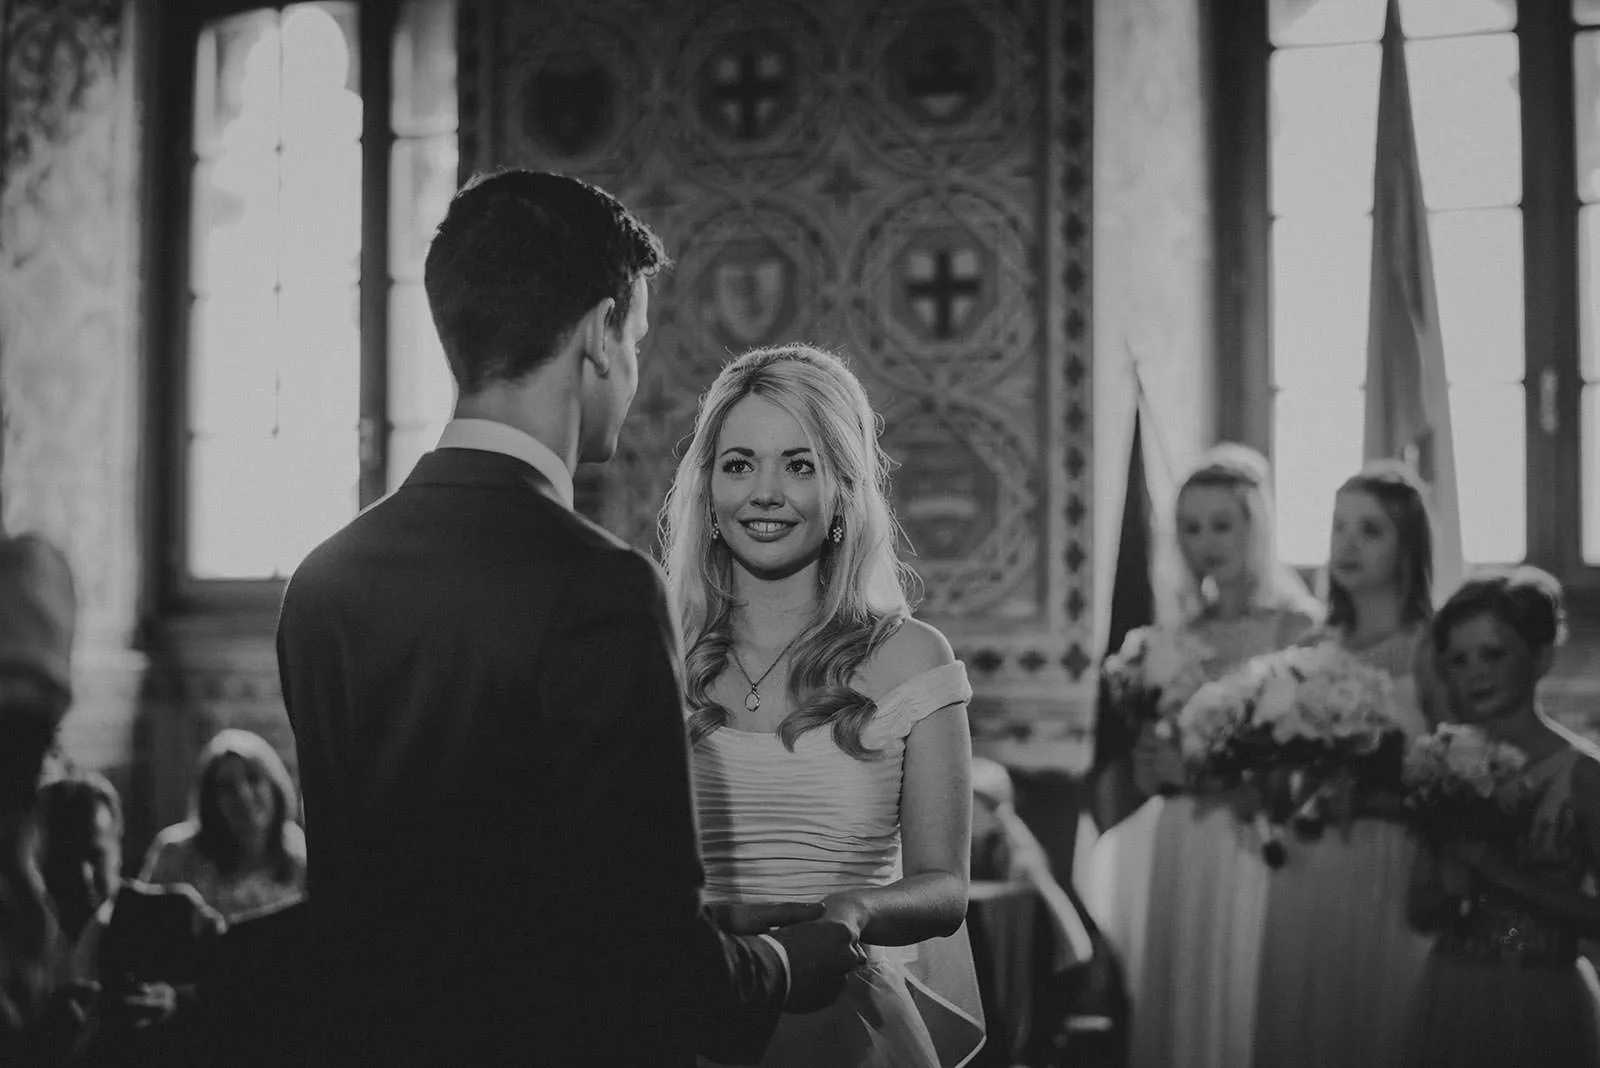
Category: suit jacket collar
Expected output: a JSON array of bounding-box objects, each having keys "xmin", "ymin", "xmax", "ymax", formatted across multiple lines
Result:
[
  {"xmin": 434, "ymin": 418, "xmax": 575, "ymax": 509},
  {"xmin": 403, "ymin": 447, "xmax": 568, "ymax": 508}
]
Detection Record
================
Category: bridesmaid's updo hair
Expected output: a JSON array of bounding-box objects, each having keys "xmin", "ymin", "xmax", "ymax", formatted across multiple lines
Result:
[
  {"xmin": 1432, "ymin": 566, "xmax": 1567, "ymax": 655},
  {"xmin": 1326, "ymin": 460, "xmax": 1434, "ymax": 631}
]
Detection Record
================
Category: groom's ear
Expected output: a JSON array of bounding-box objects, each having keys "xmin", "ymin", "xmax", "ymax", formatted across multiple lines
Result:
[{"xmin": 577, "ymin": 296, "xmax": 617, "ymax": 378}]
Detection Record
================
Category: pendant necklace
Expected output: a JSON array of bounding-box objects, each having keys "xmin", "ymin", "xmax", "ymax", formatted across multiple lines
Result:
[{"xmin": 730, "ymin": 631, "xmax": 806, "ymax": 714}]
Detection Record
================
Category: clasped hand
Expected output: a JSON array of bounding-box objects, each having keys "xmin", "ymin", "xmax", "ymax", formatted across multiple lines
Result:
[{"xmin": 709, "ymin": 901, "xmax": 869, "ymax": 1014}]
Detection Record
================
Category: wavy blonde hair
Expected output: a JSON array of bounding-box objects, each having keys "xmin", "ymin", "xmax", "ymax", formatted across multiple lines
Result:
[{"xmin": 660, "ymin": 344, "xmax": 917, "ymax": 758}]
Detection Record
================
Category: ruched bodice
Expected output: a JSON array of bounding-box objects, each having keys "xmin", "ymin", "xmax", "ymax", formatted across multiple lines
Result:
[
  {"xmin": 689, "ymin": 661, "xmax": 984, "ymax": 1068},
  {"xmin": 693, "ymin": 662, "xmax": 971, "ymax": 904}
]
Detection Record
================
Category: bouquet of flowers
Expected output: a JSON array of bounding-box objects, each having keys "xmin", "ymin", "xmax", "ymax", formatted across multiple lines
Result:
[
  {"xmin": 1100, "ymin": 624, "xmax": 1217, "ymax": 739},
  {"xmin": 1402, "ymin": 723, "xmax": 1531, "ymax": 848},
  {"xmin": 1176, "ymin": 641, "xmax": 1406, "ymax": 867}
]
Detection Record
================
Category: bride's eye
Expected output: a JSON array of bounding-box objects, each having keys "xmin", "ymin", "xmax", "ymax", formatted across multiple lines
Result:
[
  {"xmin": 720, "ymin": 458, "xmax": 752, "ymax": 475},
  {"xmin": 787, "ymin": 458, "xmax": 816, "ymax": 476}
]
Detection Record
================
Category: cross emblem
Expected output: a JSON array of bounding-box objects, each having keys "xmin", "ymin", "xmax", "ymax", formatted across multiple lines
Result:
[
  {"xmin": 905, "ymin": 247, "xmax": 983, "ymax": 338},
  {"xmin": 704, "ymin": 46, "xmax": 790, "ymax": 140}
]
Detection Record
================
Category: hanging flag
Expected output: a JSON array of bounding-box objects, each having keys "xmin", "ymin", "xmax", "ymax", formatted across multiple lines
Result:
[
  {"xmin": 1090, "ymin": 404, "xmax": 1156, "ymax": 830},
  {"xmin": 1363, "ymin": 0, "xmax": 1464, "ymax": 601}
]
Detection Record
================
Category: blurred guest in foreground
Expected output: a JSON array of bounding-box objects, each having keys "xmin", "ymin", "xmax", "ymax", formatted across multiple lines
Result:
[{"xmin": 0, "ymin": 534, "xmax": 78, "ymax": 1062}]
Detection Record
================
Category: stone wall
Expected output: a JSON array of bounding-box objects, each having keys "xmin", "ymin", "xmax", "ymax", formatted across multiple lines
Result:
[{"xmin": 0, "ymin": 0, "xmax": 150, "ymax": 835}]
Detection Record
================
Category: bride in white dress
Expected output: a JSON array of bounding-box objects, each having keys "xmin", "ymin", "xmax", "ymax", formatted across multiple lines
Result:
[{"xmin": 661, "ymin": 344, "xmax": 985, "ymax": 1068}]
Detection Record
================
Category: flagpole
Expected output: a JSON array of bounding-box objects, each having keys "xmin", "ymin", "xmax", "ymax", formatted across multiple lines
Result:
[{"xmin": 1125, "ymin": 340, "xmax": 1178, "ymax": 488}]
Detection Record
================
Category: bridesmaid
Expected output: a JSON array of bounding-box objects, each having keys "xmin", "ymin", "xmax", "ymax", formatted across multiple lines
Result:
[
  {"xmin": 1405, "ymin": 567, "xmax": 1600, "ymax": 1067},
  {"xmin": 1083, "ymin": 443, "xmax": 1320, "ymax": 1068},
  {"xmin": 1252, "ymin": 460, "xmax": 1442, "ymax": 1068}
]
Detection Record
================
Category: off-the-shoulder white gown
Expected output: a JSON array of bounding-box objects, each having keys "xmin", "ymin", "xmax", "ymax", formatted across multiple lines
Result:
[{"xmin": 691, "ymin": 661, "xmax": 985, "ymax": 1068}]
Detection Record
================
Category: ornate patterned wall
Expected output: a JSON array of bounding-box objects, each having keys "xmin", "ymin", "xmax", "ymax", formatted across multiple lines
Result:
[
  {"xmin": 0, "ymin": 0, "xmax": 149, "ymax": 812},
  {"xmin": 462, "ymin": 0, "xmax": 1096, "ymax": 744}
]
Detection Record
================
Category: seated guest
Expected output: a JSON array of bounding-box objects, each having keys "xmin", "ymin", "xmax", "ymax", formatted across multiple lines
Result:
[
  {"xmin": 971, "ymin": 757, "xmax": 1093, "ymax": 971},
  {"xmin": 37, "ymin": 772, "xmax": 222, "ymax": 1067},
  {"xmin": 141, "ymin": 730, "xmax": 306, "ymax": 923},
  {"xmin": 0, "ymin": 534, "xmax": 78, "ymax": 1063}
]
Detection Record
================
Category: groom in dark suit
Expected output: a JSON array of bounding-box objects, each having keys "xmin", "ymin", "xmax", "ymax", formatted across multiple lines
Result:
[{"xmin": 277, "ymin": 170, "xmax": 864, "ymax": 1067}]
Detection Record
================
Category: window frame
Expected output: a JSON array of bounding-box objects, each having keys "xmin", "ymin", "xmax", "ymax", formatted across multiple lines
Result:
[
  {"xmin": 145, "ymin": 0, "xmax": 396, "ymax": 616},
  {"xmin": 1211, "ymin": 0, "xmax": 1600, "ymax": 615}
]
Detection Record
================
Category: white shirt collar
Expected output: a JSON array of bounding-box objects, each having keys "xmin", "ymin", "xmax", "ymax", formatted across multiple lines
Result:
[{"xmin": 436, "ymin": 418, "xmax": 575, "ymax": 510}]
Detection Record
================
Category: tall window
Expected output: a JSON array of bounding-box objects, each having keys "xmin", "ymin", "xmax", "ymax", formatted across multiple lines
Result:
[
  {"xmin": 169, "ymin": 0, "xmax": 457, "ymax": 588},
  {"xmin": 1222, "ymin": 0, "xmax": 1598, "ymax": 593}
]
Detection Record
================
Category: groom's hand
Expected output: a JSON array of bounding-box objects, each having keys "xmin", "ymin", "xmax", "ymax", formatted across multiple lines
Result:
[
  {"xmin": 709, "ymin": 901, "xmax": 826, "ymax": 935},
  {"xmin": 767, "ymin": 918, "xmax": 868, "ymax": 1014}
]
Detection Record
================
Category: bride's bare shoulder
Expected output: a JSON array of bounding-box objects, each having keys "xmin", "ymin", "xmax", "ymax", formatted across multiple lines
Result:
[{"xmin": 857, "ymin": 617, "xmax": 956, "ymax": 700}]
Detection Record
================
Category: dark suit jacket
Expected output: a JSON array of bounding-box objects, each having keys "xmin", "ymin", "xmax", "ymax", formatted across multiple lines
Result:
[{"xmin": 277, "ymin": 448, "xmax": 787, "ymax": 1067}]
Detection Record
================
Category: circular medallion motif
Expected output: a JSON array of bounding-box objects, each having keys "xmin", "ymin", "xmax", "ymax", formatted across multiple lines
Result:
[
  {"xmin": 844, "ymin": 183, "xmax": 1036, "ymax": 392},
  {"xmin": 502, "ymin": 10, "xmax": 647, "ymax": 180},
  {"xmin": 884, "ymin": 399, "xmax": 1039, "ymax": 619},
  {"xmin": 675, "ymin": 199, "xmax": 836, "ymax": 372},
  {"xmin": 662, "ymin": 0, "xmax": 839, "ymax": 187},
  {"xmin": 845, "ymin": 0, "xmax": 1034, "ymax": 175}
]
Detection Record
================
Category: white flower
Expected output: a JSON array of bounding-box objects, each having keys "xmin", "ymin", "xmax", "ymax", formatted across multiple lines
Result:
[
  {"xmin": 1403, "ymin": 723, "xmax": 1529, "ymax": 805},
  {"xmin": 1252, "ymin": 672, "xmax": 1298, "ymax": 727},
  {"xmin": 1176, "ymin": 673, "xmax": 1255, "ymax": 763}
]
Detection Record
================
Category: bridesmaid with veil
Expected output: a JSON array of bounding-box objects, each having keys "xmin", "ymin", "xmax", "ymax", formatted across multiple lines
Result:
[
  {"xmin": 1083, "ymin": 443, "xmax": 1320, "ymax": 1068},
  {"xmin": 661, "ymin": 344, "xmax": 984, "ymax": 1068},
  {"xmin": 1252, "ymin": 460, "xmax": 1442, "ymax": 1068}
]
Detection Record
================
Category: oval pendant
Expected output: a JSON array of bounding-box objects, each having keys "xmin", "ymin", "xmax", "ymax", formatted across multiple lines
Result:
[{"xmin": 744, "ymin": 689, "xmax": 761, "ymax": 713}]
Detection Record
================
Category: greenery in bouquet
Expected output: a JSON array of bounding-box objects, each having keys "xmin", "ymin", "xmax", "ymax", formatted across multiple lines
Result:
[
  {"xmin": 1176, "ymin": 642, "xmax": 1406, "ymax": 868},
  {"xmin": 1402, "ymin": 723, "xmax": 1531, "ymax": 852},
  {"xmin": 1100, "ymin": 624, "xmax": 1217, "ymax": 739}
]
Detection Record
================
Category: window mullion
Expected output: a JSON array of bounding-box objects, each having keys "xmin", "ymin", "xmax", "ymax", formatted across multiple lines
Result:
[
  {"xmin": 358, "ymin": 0, "xmax": 395, "ymax": 508},
  {"xmin": 1519, "ymin": 3, "xmax": 1581, "ymax": 573}
]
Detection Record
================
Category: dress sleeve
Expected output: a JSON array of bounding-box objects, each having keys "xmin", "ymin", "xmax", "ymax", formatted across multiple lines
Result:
[{"xmin": 865, "ymin": 661, "xmax": 973, "ymax": 746}]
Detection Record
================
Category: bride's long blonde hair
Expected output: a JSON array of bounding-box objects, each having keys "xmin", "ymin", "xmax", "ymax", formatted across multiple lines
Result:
[{"xmin": 659, "ymin": 344, "xmax": 917, "ymax": 758}]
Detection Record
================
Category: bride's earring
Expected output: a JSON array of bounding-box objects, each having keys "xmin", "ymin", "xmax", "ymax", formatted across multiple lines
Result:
[
  {"xmin": 711, "ymin": 517, "xmax": 723, "ymax": 541},
  {"xmin": 828, "ymin": 517, "xmax": 844, "ymax": 544}
]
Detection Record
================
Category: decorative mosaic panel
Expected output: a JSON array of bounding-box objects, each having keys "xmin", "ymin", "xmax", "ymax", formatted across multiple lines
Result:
[{"xmin": 462, "ymin": 0, "xmax": 1094, "ymax": 721}]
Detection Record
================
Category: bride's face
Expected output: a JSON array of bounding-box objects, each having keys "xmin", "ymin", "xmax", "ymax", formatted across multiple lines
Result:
[{"xmin": 709, "ymin": 396, "xmax": 829, "ymax": 580}]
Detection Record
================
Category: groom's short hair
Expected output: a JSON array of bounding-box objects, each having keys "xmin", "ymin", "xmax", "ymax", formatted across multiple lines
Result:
[{"xmin": 424, "ymin": 170, "xmax": 668, "ymax": 393}]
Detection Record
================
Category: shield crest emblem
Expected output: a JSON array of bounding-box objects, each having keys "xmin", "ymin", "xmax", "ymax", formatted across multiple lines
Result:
[
  {"xmin": 712, "ymin": 255, "xmax": 788, "ymax": 345},
  {"xmin": 524, "ymin": 52, "xmax": 614, "ymax": 158}
]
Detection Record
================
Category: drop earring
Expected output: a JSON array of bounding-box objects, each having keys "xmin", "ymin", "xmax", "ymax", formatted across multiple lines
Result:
[
  {"xmin": 828, "ymin": 517, "xmax": 844, "ymax": 544},
  {"xmin": 711, "ymin": 517, "xmax": 723, "ymax": 541}
]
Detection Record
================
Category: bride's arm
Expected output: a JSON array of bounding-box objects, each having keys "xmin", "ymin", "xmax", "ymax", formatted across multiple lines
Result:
[{"xmin": 822, "ymin": 703, "xmax": 972, "ymax": 947}]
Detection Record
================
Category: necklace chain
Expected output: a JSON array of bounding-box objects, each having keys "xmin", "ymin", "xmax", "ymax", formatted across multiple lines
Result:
[{"xmin": 730, "ymin": 631, "xmax": 806, "ymax": 714}]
